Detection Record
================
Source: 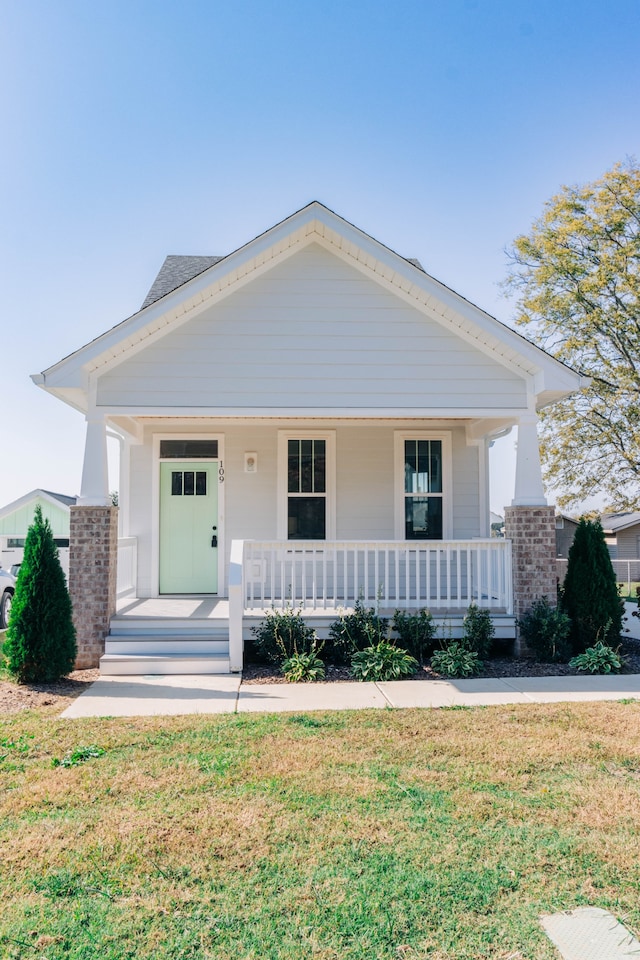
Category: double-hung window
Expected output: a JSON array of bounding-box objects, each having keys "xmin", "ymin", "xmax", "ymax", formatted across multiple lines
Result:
[
  {"xmin": 278, "ymin": 432, "xmax": 335, "ymax": 539},
  {"xmin": 395, "ymin": 433, "xmax": 450, "ymax": 539}
]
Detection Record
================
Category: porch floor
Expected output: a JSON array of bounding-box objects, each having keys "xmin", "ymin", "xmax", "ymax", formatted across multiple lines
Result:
[{"xmin": 114, "ymin": 597, "xmax": 510, "ymax": 621}]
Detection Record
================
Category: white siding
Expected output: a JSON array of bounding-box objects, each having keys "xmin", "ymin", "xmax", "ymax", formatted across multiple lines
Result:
[
  {"xmin": 97, "ymin": 244, "xmax": 528, "ymax": 410},
  {"xmin": 128, "ymin": 421, "xmax": 481, "ymax": 597}
]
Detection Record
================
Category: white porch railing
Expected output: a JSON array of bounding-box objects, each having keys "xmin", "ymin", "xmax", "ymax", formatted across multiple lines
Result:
[
  {"xmin": 116, "ymin": 537, "xmax": 137, "ymax": 598},
  {"xmin": 237, "ymin": 539, "xmax": 513, "ymax": 614}
]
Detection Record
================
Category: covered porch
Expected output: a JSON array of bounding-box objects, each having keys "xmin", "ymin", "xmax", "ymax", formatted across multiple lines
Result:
[{"xmin": 103, "ymin": 536, "xmax": 516, "ymax": 674}]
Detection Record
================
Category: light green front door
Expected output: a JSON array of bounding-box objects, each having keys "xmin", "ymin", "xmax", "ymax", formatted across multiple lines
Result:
[{"xmin": 159, "ymin": 461, "xmax": 218, "ymax": 594}]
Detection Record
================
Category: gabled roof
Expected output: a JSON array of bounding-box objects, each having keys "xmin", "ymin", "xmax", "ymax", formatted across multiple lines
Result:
[
  {"xmin": 601, "ymin": 511, "xmax": 640, "ymax": 533},
  {"xmin": 33, "ymin": 201, "xmax": 585, "ymax": 414},
  {"xmin": 0, "ymin": 489, "xmax": 76, "ymax": 520}
]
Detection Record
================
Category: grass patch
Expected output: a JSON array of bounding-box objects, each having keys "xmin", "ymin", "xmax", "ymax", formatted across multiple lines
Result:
[{"xmin": 1, "ymin": 703, "xmax": 640, "ymax": 958}]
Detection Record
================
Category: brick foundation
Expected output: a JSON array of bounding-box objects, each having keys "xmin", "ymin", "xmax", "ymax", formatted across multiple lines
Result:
[
  {"xmin": 68, "ymin": 506, "xmax": 118, "ymax": 669},
  {"xmin": 504, "ymin": 505, "xmax": 557, "ymax": 655}
]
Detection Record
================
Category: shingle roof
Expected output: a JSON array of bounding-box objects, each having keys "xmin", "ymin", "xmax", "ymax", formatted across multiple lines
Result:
[
  {"xmin": 601, "ymin": 511, "xmax": 640, "ymax": 532},
  {"xmin": 40, "ymin": 491, "xmax": 77, "ymax": 507},
  {"xmin": 141, "ymin": 255, "xmax": 225, "ymax": 309}
]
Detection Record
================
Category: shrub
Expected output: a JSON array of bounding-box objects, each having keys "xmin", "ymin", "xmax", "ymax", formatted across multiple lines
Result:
[
  {"xmin": 326, "ymin": 601, "xmax": 388, "ymax": 665},
  {"xmin": 461, "ymin": 604, "xmax": 494, "ymax": 657},
  {"xmin": 350, "ymin": 641, "xmax": 418, "ymax": 682},
  {"xmin": 562, "ymin": 518, "xmax": 623, "ymax": 652},
  {"xmin": 431, "ymin": 642, "xmax": 482, "ymax": 679},
  {"xmin": 250, "ymin": 607, "xmax": 316, "ymax": 665},
  {"xmin": 569, "ymin": 641, "xmax": 625, "ymax": 674},
  {"xmin": 4, "ymin": 505, "xmax": 76, "ymax": 683},
  {"xmin": 392, "ymin": 609, "xmax": 437, "ymax": 662},
  {"xmin": 282, "ymin": 649, "xmax": 326, "ymax": 683},
  {"xmin": 518, "ymin": 597, "xmax": 572, "ymax": 663}
]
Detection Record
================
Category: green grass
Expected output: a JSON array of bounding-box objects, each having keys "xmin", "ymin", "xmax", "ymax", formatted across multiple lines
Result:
[{"xmin": 2, "ymin": 703, "xmax": 640, "ymax": 958}]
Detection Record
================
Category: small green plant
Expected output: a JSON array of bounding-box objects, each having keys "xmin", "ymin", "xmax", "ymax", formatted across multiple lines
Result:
[
  {"xmin": 282, "ymin": 648, "xmax": 326, "ymax": 682},
  {"xmin": 52, "ymin": 745, "xmax": 106, "ymax": 768},
  {"xmin": 392, "ymin": 609, "xmax": 437, "ymax": 662},
  {"xmin": 461, "ymin": 603, "xmax": 494, "ymax": 657},
  {"xmin": 249, "ymin": 607, "xmax": 316, "ymax": 664},
  {"xmin": 326, "ymin": 600, "xmax": 389, "ymax": 664},
  {"xmin": 518, "ymin": 597, "xmax": 572, "ymax": 663},
  {"xmin": 350, "ymin": 641, "xmax": 418, "ymax": 681},
  {"xmin": 569, "ymin": 641, "xmax": 625, "ymax": 674},
  {"xmin": 431, "ymin": 642, "xmax": 482, "ymax": 678}
]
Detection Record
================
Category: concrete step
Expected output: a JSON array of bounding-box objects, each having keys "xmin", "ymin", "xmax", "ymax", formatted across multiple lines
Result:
[
  {"xmin": 99, "ymin": 652, "xmax": 231, "ymax": 676},
  {"xmin": 105, "ymin": 637, "xmax": 229, "ymax": 656},
  {"xmin": 109, "ymin": 617, "xmax": 229, "ymax": 637}
]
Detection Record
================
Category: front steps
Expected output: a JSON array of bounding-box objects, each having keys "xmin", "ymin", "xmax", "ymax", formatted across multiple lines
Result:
[{"xmin": 100, "ymin": 616, "xmax": 232, "ymax": 675}]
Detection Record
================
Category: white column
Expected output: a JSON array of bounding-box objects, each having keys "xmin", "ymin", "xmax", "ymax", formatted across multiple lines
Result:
[
  {"xmin": 78, "ymin": 413, "xmax": 111, "ymax": 506},
  {"xmin": 512, "ymin": 414, "xmax": 547, "ymax": 506}
]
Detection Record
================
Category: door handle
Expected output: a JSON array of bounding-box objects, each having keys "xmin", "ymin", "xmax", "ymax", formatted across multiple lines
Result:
[{"xmin": 211, "ymin": 535, "xmax": 218, "ymax": 548}]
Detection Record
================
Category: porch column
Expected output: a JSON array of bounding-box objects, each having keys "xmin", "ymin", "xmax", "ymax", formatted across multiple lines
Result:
[
  {"xmin": 69, "ymin": 412, "xmax": 117, "ymax": 669},
  {"xmin": 79, "ymin": 413, "xmax": 111, "ymax": 506},
  {"xmin": 505, "ymin": 413, "xmax": 557, "ymax": 654},
  {"xmin": 512, "ymin": 414, "xmax": 546, "ymax": 506}
]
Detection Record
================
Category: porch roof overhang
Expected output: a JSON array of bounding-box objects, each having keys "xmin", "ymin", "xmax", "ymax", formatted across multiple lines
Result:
[{"xmin": 32, "ymin": 201, "xmax": 586, "ymax": 417}]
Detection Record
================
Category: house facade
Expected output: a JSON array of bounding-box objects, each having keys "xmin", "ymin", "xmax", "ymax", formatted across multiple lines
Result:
[{"xmin": 33, "ymin": 203, "xmax": 584, "ymax": 673}]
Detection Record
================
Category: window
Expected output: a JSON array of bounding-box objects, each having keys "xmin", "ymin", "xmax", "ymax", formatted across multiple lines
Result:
[
  {"xmin": 287, "ymin": 439, "xmax": 326, "ymax": 538},
  {"xmin": 395, "ymin": 433, "xmax": 450, "ymax": 540},
  {"xmin": 160, "ymin": 440, "xmax": 218, "ymax": 459},
  {"xmin": 278, "ymin": 432, "xmax": 335, "ymax": 539}
]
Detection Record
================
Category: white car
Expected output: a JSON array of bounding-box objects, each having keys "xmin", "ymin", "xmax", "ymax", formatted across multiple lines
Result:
[{"xmin": 0, "ymin": 568, "xmax": 15, "ymax": 629}]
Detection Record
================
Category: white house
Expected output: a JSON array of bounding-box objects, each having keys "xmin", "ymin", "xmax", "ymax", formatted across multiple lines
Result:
[
  {"xmin": 33, "ymin": 202, "xmax": 584, "ymax": 673},
  {"xmin": 0, "ymin": 490, "xmax": 76, "ymax": 576}
]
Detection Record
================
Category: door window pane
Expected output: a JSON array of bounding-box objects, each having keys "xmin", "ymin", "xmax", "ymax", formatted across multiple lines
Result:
[
  {"xmin": 171, "ymin": 472, "xmax": 183, "ymax": 496},
  {"xmin": 196, "ymin": 472, "xmax": 207, "ymax": 496},
  {"xmin": 183, "ymin": 472, "xmax": 195, "ymax": 496}
]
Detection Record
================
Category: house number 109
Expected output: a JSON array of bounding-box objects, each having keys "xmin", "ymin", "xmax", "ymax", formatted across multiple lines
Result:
[{"xmin": 218, "ymin": 462, "xmax": 225, "ymax": 483}]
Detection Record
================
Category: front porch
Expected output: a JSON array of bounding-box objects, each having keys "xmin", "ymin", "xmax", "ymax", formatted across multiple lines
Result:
[{"xmin": 101, "ymin": 538, "xmax": 516, "ymax": 674}]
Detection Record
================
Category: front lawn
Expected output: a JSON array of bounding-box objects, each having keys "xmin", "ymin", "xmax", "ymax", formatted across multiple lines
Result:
[{"xmin": 2, "ymin": 702, "xmax": 640, "ymax": 959}]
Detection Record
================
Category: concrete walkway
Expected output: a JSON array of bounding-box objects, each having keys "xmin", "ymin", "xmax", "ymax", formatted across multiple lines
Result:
[{"xmin": 60, "ymin": 673, "xmax": 640, "ymax": 719}]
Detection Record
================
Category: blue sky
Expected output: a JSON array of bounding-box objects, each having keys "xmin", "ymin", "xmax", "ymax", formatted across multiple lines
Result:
[{"xmin": 1, "ymin": 0, "xmax": 639, "ymax": 513}]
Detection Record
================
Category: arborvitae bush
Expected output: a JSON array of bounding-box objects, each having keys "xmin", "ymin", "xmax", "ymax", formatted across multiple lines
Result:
[
  {"xmin": 562, "ymin": 517, "xmax": 623, "ymax": 653},
  {"xmin": 4, "ymin": 505, "xmax": 77, "ymax": 682}
]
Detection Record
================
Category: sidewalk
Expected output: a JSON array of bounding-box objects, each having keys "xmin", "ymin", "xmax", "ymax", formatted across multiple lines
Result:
[{"xmin": 61, "ymin": 673, "xmax": 640, "ymax": 719}]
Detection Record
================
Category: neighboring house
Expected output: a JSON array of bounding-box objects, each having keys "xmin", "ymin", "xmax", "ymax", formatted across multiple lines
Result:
[
  {"xmin": 0, "ymin": 490, "xmax": 76, "ymax": 576},
  {"xmin": 555, "ymin": 512, "xmax": 579, "ymax": 558},
  {"xmin": 601, "ymin": 512, "xmax": 640, "ymax": 560},
  {"xmin": 33, "ymin": 202, "xmax": 584, "ymax": 673},
  {"xmin": 490, "ymin": 511, "xmax": 504, "ymax": 538}
]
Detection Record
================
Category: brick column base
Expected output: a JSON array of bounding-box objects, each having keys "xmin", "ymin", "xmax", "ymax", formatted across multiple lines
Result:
[
  {"xmin": 69, "ymin": 506, "xmax": 118, "ymax": 669},
  {"xmin": 504, "ymin": 505, "xmax": 557, "ymax": 656}
]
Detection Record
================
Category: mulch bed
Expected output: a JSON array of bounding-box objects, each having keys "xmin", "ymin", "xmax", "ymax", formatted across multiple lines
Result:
[{"xmin": 2, "ymin": 639, "xmax": 639, "ymax": 712}]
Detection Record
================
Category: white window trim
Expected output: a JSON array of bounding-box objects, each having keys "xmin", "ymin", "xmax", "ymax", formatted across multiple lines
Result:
[
  {"xmin": 394, "ymin": 431, "xmax": 453, "ymax": 540},
  {"xmin": 277, "ymin": 431, "xmax": 336, "ymax": 540},
  {"xmin": 151, "ymin": 433, "xmax": 225, "ymax": 597}
]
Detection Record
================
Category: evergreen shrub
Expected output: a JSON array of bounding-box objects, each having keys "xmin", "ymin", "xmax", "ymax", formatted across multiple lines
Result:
[
  {"xmin": 518, "ymin": 597, "xmax": 572, "ymax": 663},
  {"xmin": 392, "ymin": 609, "xmax": 437, "ymax": 662},
  {"xmin": 4, "ymin": 505, "xmax": 77, "ymax": 682},
  {"xmin": 461, "ymin": 603, "xmax": 494, "ymax": 657},
  {"xmin": 562, "ymin": 518, "xmax": 623, "ymax": 652}
]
